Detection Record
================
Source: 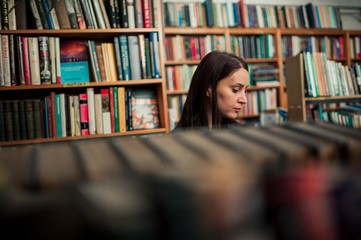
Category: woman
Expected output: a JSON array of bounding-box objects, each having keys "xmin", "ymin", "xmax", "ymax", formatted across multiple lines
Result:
[{"xmin": 175, "ymin": 50, "xmax": 249, "ymax": 130}]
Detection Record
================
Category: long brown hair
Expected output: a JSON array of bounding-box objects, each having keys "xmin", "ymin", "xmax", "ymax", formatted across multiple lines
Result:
[{"xmin": 176, "ymin": 51, "xmax": 248, "ymax": 129}]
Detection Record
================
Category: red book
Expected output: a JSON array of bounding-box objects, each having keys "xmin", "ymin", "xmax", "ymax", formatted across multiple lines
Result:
[
  {"xmin": 142, "ymin": 0, "xmax": 152, "ymax": 28},
  {"xmin": 79, "ymin": 93, "xmax": 89, "ymax": 136},
  {"xmin": 21, "ymin": 36, "xmax": 31, "ymax": 86}
]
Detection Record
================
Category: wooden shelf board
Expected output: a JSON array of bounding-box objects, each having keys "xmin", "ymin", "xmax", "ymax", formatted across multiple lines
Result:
[{"xmin": 0, "ymin": 128, "xmax": 168, "ymax": 147}]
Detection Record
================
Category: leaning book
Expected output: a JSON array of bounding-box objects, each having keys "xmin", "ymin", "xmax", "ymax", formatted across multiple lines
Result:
[
  {"xmin": 131, "ymin": 89, "xmax": 160, "ymax": 130},
  {"xmin": 60, "ymin": 40, "xmax": 90, "ymax": 84}
]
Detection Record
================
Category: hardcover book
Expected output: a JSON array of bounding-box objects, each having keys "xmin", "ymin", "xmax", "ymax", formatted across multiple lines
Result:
[
  {"xmin": 131, "ymin": 89, "xmax": 160, "ymax": 130},
  {"xmin": 60, "ymin": 40, "xmax": 90, "ymax": 84}
]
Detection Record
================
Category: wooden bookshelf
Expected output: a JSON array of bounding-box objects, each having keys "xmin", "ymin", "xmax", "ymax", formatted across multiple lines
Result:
[
  {"xmin": 164, "ymin": 0, "xmax": 361, "ymax": 126},
  {"xmin": 0, "ymin": 0, "xmax": 169, "ymax": 146},
  {"xmin": 285, "ymin": 54, "xmax": 361, "ymax": 122}
]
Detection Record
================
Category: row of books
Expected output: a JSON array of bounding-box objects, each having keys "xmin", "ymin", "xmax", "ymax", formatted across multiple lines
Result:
[
  {"xmin": 248, "ymin": 63, "xmax": 280, "ymax": 88},
  {"xmin": 1, "ymin": 122, "xmax": 360, "ymax": 239},
  {"xmin": 0, "ymin": 87, "xmax": 160, "ymax": 142},
  {"xmin": 163, "ymin": 0, "xmax": 343, "ymax": 29},
  {"xmin": 167, "ymin": 94, "xmax": 187, "ymax": 130},
  {"xmin": 230, "ymin": 34, "xmax": 276, "ymax": 59},
  {"xmin": 242, "ymin": 88, "xmax": 278, "ymax": 116},
  {"xmin": 302, "ymin": 52, "xmax": 361, "ymax": 97},
  {"xmin": 350, "ymin": 36, "xmax": 361, "ymax": 59},
  {"xmin": 321, "ymin": 104, "xmax": 361, "ymax": 128},
  {"xmin": 0, "ymin": 32, "xmax": 161, "ymax": 87},
  {"xmin": 165, "ymin": 65, "xmax": 195, "ymax": 92},
  {"xmin": 164, "ymin": 35, "xmax": 226, "ymax": 62},
  {"xmin": 7, "ymin": 0, "xmax": 159, "ymax": 30},
  {"xmin": 282, "ymin": 35, "xmax": 345, "ymax": 59}
]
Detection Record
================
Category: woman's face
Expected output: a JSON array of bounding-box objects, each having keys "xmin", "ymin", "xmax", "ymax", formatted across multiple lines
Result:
[{"xmin": 214, "ymin": 68, "xmax": 249, "ymax": 119}]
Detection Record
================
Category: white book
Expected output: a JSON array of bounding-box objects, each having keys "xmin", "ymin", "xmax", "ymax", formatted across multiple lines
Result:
[
  {"xmin": 86, "ymin": 0, "xmax": 99, "ymax": 29},
  {"xmin": 28, "ymin": 37, "xmax": 41, "ymax": 85},
  {"xmin": 1, "ymin": 35, "xmax": 10, "ymax": 86},
  {"xmin": 8, "ymin": 0, "xmax": 16, "ymax": 30},
  {"xmin": 102, "ymin": 112, "xmax": 111, "ymax": 134},
  {"xmin": 94, "ymin": 93, "xmax": 103, "ymax": 134},
  {"xmin": 55, "ymin": 37, "xmax": 61, "ymax": 84},
  {"xmin": 92, "ymin": 0, "xmax": 106, "ymax": 29},
  {"xmin": 128, "ymin": 35, "xmax": 141, "ymax": 80},
  {"xmin": 98, "ymin": 0, "xmax": 111, "ymax": 28},
  {"xmin": 87, "ymin": 88, "xmax": 96, "ymax": 134},
  {"xmin": 49, "ymin": 37, "xmax": 57, "ymax": 84},
  {"xmin": 127, "ymin": 0, "xmax": 135, "ymax": 28},
  {"xmin": 73, "ymin": 95, "xmax": 81, "ymax": 136}
]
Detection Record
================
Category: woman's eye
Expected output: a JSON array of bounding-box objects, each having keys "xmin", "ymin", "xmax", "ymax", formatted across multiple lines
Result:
[{"xmin": 232, "ymin": 88, "xmax": 239, "ymax": 93}]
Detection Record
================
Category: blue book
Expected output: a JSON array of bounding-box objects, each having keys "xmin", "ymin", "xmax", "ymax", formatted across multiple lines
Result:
[
  {"xmin": 118, "ymin": 35, "xmax": 131, "ymax": 80},
  {"xmin": 41, "ymin": 0, "xmax": 54, "ymax": 29},
  {"xmin": 60, "ymin": 40, "xmax": 90, "ymax": 84}
]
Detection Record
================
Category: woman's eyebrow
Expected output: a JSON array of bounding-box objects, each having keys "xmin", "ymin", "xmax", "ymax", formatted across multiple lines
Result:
[{"xmin": 231, "ymin": 83, "xmax": 244, "ymax": 87}]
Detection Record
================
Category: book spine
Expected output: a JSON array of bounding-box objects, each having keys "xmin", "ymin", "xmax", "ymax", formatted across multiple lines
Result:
[
  {"xmin": 1, "ymin": 0, "xmax": 9, "ymax": 30},
  {"xmin": 134, "ymin": 0, "xmax": 143, "ymax": 28},
  {"xmin": 113, "ymin": 87, "xmax": 119, "ymax": 132},
  {"xmin": 73, "ymin": 95, "xmax": 81, "ymax": 136},
  {"xmin": 38, "ymin": 36, "xmax": 51, "ymax": 84},
  {"xmin": 79, "ymin": 0, "xmax": 94, "ymax": 29},
  {"xmin": 4, "ymin": 101, "xmax": 14, "ymax": 141},
  {"xmin": 88, "ymin": 40, "xmax": 101, "ymax": 82},
  {"xmin": 1, "ymin": 35, "xmax": 11, "ymax": 86},
  {"xmin": 29, "ymin": 0, "xmax": 43, "ymax": 29},
  {"xmin": 25, "ymin": 99, "xmax": 35, "ymax": 140},
  {"xmin": 73, "ymin": 0, "xmax": 87, "ymax": 29},
  {"xmin": 48, "ymin": 37, "xmax": 57, "ymax": 84},
  {"xmin": 64, "ymin": 0, "xmax": 79, "ymax": 29},
  {"xmin": 94, "ymin": 93, "xmax": 103, "ymax": 134},
  {"xmin": 119, "ymin": 0, "xmax": 129, "ymax": 28},
  {"xmin": 8, "ymin": 0, "xmax": 16, "ymax": 30},
  {"xmin": 8, "ymin": 35, "xmax": 17, "ymax": 86},
  {"xmin": 118, "ymin": 35, "xmax": 131, "ymax": 80},
  {"xmin": 11, "ymin": 100, "xmax": 21, "ymax": 140},
  {"xmin": 87, "ymin": 87, "xmax": 96, "ymax": 134},
  {"xmin": 55, "ymin": 37, "xmax": 61, "ymax": 84},
  {"xmin": 79, "ymin": 93, "xmax": 89, "ymax": 135},
  {"xmin": 95, "ymin": 43, "xmax": 107, "ymax": 82},
  {"xmin": 40, "ymin": 0, "xmax": 55, "ymax": 29},
  {"xmin": 128, "ymin": 35, "xmax": 142, "ymax": 80},
  {"xmin": 127, "ymin": 0, "xmax": 135, "ymax": 28},
  {"xmin": 141, "ymin": 0, "xmax": 151, "ymax": 28},
  {"xmin": 92, "ymin": 0, "xmax": 106, "ymax": 29},
  {"xmin": 35, "ymin": 0, "xmax": 49, "ymax": 29},
  {"xmin": 113, "ymin": 37, "xmax": 123, "ymax": 80},
  {"xmin": 28, "ymin": 37, "xmax": 41, "ymax": 85},
  {"xmin": 55, "ymin": 0, "xmax": 71, "ymax": 29},
  {"xmin": 16, "ymin": 36, "xmax": 25, "ymax": 86},
  {"xmin": 100, "ymin": 88, "xmax": 111, "ymax": 134},
  {"xmin": 150, "ymin": 32, "xmax": 161, "ymax": 78},
  {"xmin": 19, "ymin": 100, "xmax": 27, "ymax": 140}
]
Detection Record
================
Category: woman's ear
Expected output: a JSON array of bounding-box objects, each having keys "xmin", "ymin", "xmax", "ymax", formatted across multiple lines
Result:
[{"xmin": 206, "ymin": 87, "xmax": 211, "ymax": 97}]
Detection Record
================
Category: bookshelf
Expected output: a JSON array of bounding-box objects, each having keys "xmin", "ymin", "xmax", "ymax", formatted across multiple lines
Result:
[
  {"xmin": 285, "ymin": 53, "xmax": 361, "ymax": 127},
  {"xmin": 0, "ymin": 0, "xmax": 169, "ymax": 146},
  {"xmin": 162, "ymin": 0, "xmax": 361, "ymax": 128}
]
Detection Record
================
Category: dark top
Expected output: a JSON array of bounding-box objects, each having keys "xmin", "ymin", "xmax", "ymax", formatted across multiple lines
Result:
[{"xmin": 172, "ymin": 118, "xmax": 242, "ymax": 132}]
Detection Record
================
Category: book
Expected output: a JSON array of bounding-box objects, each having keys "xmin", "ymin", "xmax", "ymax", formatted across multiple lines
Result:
[
  {"xmin": 128, "ymin": 35, "xmax": 141, "ymax": 80},
  {"xmin": 28, "ymin": 37, "xmax": 41, "ymax": 85},
  {"xmin": 60, "ymin": 40, "xmax": 90, "ymax": 84},
  {"xmin": 55, "ymin": 0, "xmax": 72, "ymax": 29},
  {"xmin": 38, "ymin": 36, "xmax": 52, "ymax": 84},
  {"xmin": 79, "ymin": 93, "xmax": 89, "ymax": 135},
  {"xmin": 131, "ymin": 89, "xmax": 160, "ymax": 130}
]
